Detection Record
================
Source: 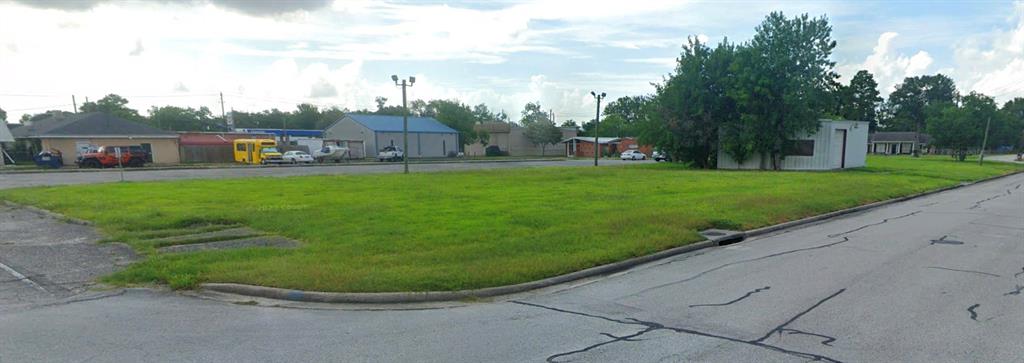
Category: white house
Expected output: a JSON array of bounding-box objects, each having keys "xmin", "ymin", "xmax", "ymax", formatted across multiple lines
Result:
[
  {"xmin": 717, "ymin": 119, "xmax": 869, "ymax": 170},
  {"xmin": 868, "ymin": 132, "xmax": 931, "ymax": 155}
]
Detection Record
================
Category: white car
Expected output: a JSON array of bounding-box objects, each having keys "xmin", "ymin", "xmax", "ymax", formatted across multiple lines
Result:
[
  {"xmin": 620, "ymin": 150, "xmax": 647, "ymax": 160},
  {"xmin": 378, "ymin": 146, "xmax": 405, "ymax": 162},
  {"xmin": 281, "ymin": 151, "xmax": 314, "ymax": 164}
]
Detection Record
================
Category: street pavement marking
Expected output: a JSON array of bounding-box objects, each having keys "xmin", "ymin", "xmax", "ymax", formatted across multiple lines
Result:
[{"xmin": 0, "ymin": 260, "xmax": 48, "ymax": 293}]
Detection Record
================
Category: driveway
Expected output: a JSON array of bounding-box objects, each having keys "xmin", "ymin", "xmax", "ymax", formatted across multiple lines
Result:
[
  {"xmin": 0, "ymin": 204, "xmax": 135, "ymax": 310},
  {"xmin": 986, "ymin": 154, "xmax": 1023, "ymax": 164},
  {"xmin": 0, "ymin": 159, "xmax": 642, "ymax": 189},
  {"xmin": 0, "ymin": 173, "xmax": 1021, "ymax": 362}
]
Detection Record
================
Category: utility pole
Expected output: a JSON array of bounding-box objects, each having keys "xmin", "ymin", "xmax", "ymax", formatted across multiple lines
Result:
[
  {"xmin": 392, "ymin": 75, "xmax": 415, "ymax": 174},
  {"xmin": 219, "ymin": 92, "xmax": 227, "ymax": 121},
  {"xmin": 591, "ymin": 91, "xmax": 606, "ymax": 166},
  {"xmin": 979, "ymin": 116, "xmax": 991, "ymax": 165},
  {"xmin": 71, "ymin": 95, "xmax": 77, "ymax": 113}
]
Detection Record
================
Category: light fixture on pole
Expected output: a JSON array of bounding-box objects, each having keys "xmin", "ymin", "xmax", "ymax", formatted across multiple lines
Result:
[
  {"xmin": 590, "ymin": 91, "xmax": 606, "ymax": 166},
  {"xmin": 392, "ymin": 74, "xmax": 415, "ymax": 174}
]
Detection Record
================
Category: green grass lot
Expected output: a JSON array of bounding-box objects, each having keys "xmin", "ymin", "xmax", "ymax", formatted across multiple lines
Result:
[{"xmin": 1, "ymin": 156, "xmax": 1020, "ymax": 292}]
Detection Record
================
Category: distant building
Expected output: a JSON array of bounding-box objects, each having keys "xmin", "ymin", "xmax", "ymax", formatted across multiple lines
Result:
[
  {"xmin": 235, "ymin": 128, "xmax": 324, "ymax": 152},
  {"xmin": 717, "ymin": 120, "xmax": 869, "ymax": 170},
  {"xmin": 868, "ymin": 132, "xmax": 931, "ymax": 155},
  {"xmin": 465, "ymin": 122, "xmax": 578, "ymax": 156},
  {"xmin": 178, "ymin": 131, "xmax": 272, "ymax": 163},
  {"xmin": 561, "ymin": 137, "xmax": 622, "ymax": 157},
  {"xmin": 559, "ymin": 136, "xmax": 654, "ymax": 158},
  {"xmin": 323, "ymin": 114, "xmax": 458, "ymax": 158},
  {"xmin": 10, "ymin": 112, "xmax": 180, "ymax": 165}
]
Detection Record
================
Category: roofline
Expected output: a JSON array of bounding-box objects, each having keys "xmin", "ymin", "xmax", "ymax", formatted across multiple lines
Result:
[
  {"xmin": 374, "ymin": 130, "xmax": 457, "ymax": 135},
  {"xmin": 343, "ymin": 114, "xmax": 458, "ymax": 133},
  {"xmin": 18, "ymin": 135, "xmax": 180, "ymax": 139}
]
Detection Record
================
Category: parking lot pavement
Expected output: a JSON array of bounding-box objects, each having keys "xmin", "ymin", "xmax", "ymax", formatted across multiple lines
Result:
[
  {"xmin": 0, "ymin": 205, "xmax": 136, "ymax": 310},
  {"xmin": 0, "ymin": 159, "xmax": 646, "ymax": 189}
]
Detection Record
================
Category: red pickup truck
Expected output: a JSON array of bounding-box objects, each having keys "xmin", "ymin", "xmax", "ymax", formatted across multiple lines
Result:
[{"xmin": 77, "ymin": 146, "xmax": 150, "ymax": 168}]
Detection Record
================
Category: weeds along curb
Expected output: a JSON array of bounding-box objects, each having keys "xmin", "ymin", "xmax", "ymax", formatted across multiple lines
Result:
[
  {"xmin": 202, "ymin": 240, "xmax": 717, "ymax": 304},
  {"xmin": 202, "ymin": 169, "xmax": 1024, "ymax": 304},
  {"xmin": 0, "ymin": 158, "xmax": 568, "ymax": 175},
  {"xmin": 1, "ymin": 200, "xmax": 92, "ymax": 226},
  {"xmin": 745, "ymin": 169, "xmax": 1024, "ymax": 238}
]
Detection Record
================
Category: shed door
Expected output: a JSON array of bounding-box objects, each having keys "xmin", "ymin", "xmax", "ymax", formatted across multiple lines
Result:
[{"xmin": 831, "ymin": 129, "xmax": 847, "ymax": 169}]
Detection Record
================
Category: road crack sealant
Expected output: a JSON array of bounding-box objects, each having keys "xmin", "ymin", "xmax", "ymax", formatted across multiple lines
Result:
[
  {"xmin": 688, "ymin": 286, "xmax": 771, "ymax": 308},
  {"xmin": 513, "ymin": 288, "xmax": 846, "ymax": 362}
]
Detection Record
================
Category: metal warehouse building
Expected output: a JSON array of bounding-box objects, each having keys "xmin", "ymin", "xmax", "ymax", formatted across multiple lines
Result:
[
  {"xmin": 717, "ymin": 119, "xmax": 869, "ymax": 170},
  {"xmin": 323, "ymin": 114, "xmax": 458, "ymax": 158}
]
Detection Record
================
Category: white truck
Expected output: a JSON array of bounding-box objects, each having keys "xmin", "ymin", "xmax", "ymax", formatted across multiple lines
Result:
[{"xmin": 377, "ymin": 146, "xmax": 404, "ymax": 162}]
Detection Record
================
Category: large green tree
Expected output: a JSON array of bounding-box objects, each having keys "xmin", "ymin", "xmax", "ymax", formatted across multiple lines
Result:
[
  {"xmin": 471, "ymin": 103, "xmax": 495, "ymax": 123},
  {"xmin": 426, "ymin": 99, "xmax": 481, "ymax": 151},
  {"xmin": 642, "ymin": 37, "xmax": 737, "ymax": 168},
  {"xmin": 837, "ymin": 70, "xmax": 883, "ymax": 130},
  {"xmin": 928, "ymin": 92, "xmax": 997, "ymax": 161},
  {"xmin": 884, "ymin": 74, "xmax": 958, "ymax": 132},
  {"xmin": 79, "ymin": 94, "xmax": 143, "ymax": 122},
  {"xmin": 999, "ymin": 98, "xmax": 1024, "ymax": 150},
  {"xmin": 373, "ymin": 96, "xmax": 406, "ymax": 116},
  {"xmin": 728, "ymin": 12, "xmax": 839, "ymax": 169},
  {"xmin": 525, "ymin": 119, "xmax": 563, "ymax": 156},
  {"xmin": 519, "ymin": 102, "xmax": 550, "ymax": 126},
  {"xmin": 599, "ymin": 95, "xmax": 650, "ymax": 137},
  {"xmin": 19, "ymin": 110, "xmax": 73, "ymax": 123},
  {"xmin": 147, "ymin": 106, "xmax": 219, "ymax": 131},
  {"xmin": 0, "ymin": 106, "xmax": 6, "ymax": 123}
]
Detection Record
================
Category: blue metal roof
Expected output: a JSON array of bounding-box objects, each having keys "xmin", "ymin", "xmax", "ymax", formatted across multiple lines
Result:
[
  {"xmin": 346, "ymin": 114, "xmax": 457, "ymax": 134},
  {"xmin": 236, "ymin": 128, "xmax": 323, "ymax": 138}
]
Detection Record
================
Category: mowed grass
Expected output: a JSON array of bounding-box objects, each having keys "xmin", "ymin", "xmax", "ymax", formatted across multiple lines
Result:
[{"xmin": 0, "ymin": 156, "xmax": 1020, "ymax": 292}]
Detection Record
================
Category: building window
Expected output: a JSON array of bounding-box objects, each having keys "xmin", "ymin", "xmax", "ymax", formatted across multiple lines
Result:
[
  {"xmin": 784, "ymin": 140, "xmax": 815, "ymax": 156},
  {"xmin": 236, "ymin": 143, "xmax": 245, "ymax": 152}
]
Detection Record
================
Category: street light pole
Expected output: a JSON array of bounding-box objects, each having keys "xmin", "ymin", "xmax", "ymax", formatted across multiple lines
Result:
[
  {"xmin": 392, "ymin": 75, "xmax": 416, "ymax": 174},
  {"xmin": 591, "ymin": 91, "xmax": 606, "ymax": 166}
]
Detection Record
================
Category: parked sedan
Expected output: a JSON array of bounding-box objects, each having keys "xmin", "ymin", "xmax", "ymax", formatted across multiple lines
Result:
[
  {"xmin": 281, "ymin": 151, "xmax": 315, "ymax": 164},
  {"xmin": 653, "ymin": 151, "xmax": 669, "ymax": 162},
  {"xmin": 620, "ymin": 150, "xmax": 647, "ymax": 160}
]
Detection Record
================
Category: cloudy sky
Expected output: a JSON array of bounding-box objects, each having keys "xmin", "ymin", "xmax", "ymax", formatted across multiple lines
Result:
[{"xmin": 1, "ymin": 0, "xmax": 1022, "ymax": 124}]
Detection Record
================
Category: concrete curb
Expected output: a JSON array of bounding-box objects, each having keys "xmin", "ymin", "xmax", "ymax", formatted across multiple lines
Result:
[
  {"xmin": 1, "ymin": 200, "xmax": 93, "ymax": 226},
  {"xmin": 745, "ymin": 169, "xmax": 1024, "ymax": 238},
  {"xmin": 201, "ymin": 169, "xmax": 1024, "ymax": 304},
  {"xmin": 202, "ymin": 240, "xmax": 717, "ymax": 304},
  {"xmin": 0, "ymin": 158, "xmax": 569, "ymax": 175}
]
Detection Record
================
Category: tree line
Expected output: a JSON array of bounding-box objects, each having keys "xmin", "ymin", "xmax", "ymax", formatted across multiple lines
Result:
[
  {"xmin": 583, "ymin": 12, "xmax": 1023, "ymax": 168},
  {"xmin": 5, "ymin": 12, "xmax": 1021, "ymax": 160}
]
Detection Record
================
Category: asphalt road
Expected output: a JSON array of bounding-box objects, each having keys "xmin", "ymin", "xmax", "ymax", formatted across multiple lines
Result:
[
  {"xmin": 0, "ymin": 159, "xmax": 638, "ymax": 189},
  {"xmin": 0, "ymin": 173, "xmax": 1022, "ymax": 362}
]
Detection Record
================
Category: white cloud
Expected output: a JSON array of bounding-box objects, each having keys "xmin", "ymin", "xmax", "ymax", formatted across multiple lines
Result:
[
  {"xmin": 624, "ymin": 58, "xmax": 677, "ymax": 68},
  {"xmin": 952, "ymin": 0, "xmax": 1024, "ymax": 102},
  {"xmin": 837, "ymin": 32, "xmax": 933, "ymax": 95}
]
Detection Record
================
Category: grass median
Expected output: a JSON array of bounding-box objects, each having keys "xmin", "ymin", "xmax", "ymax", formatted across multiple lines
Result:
[{"xmin": 0, "ymin": 156, "xmax": 1020, "ymax": 292}]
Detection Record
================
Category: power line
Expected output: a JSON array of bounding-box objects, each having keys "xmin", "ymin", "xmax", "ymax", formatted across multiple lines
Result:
[{"xmin": 6, "ymin": 104, "xmax": 73, "ymax": 112}]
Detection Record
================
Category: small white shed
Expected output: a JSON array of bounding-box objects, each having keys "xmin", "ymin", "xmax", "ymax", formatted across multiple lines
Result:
[
  {"xmin": 717, "ymin": 119, "xmax": 869, "ymax": 170},
  {"xmin": 0, "ymin": 122, "xmax": 15, "ymax": 166}
]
